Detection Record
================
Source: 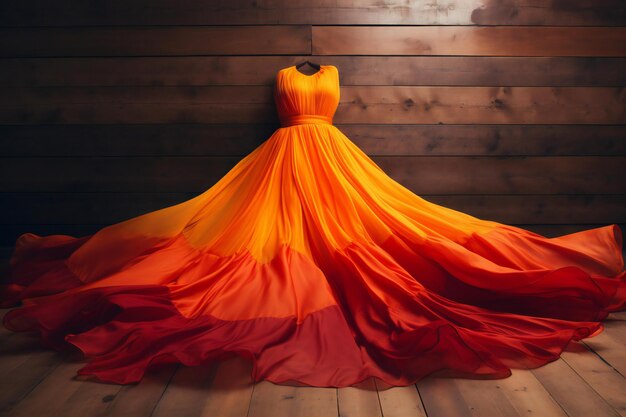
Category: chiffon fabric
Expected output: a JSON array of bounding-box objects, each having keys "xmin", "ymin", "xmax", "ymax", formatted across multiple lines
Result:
[{"xmin": 2, "ymin": 64, "xmax": 625, "ymax": 387}]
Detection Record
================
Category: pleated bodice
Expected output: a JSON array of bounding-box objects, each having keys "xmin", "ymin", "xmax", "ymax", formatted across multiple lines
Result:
[{"xmin": 273, "ymin": 65, "xmax": 340, "ymax": 127}]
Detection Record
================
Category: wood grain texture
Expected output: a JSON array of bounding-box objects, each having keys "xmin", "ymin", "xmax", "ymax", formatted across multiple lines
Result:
[
  {"xmin": 560, "ymin": 347, "xmax": 626, "ymax": 416},
  {"xmin": 1, "ymin": 0, "xmax": 624, "ymax": 26},
  {"xmin": 2, "ymin": 125, "xmax": 624, "ymax": 157},
  {"xmin": 95, "ymin": 365, "xmax": 177, "ymax": 417},
  {"xmin": 374, "ymin": 379, "xmax": 428, "ymax": 417},
  {"xmin": 0, "ymin": 26, "xmax": 311, "ymax": 57},
  {"xmin": 2, "ymin": 86, "xmax": 624, "ymax": 125},
  {"xmin": 313, "ymin": 26, "xmax": 626, "ymax": 57},
  {"xmin": 0, "ymin": 337, "xmax": 61, "ymax": 416},
  {"xmin": 4, "ymin": 26, "xmax": 626, "ymax": 58},
  {"xmin": 0, "ymin": 156, "xmax": 622, "ymax": 194},
  {"xmin": 247, "ymin": 380, "xmax": 337, "ymax": 417},
  {"xmin": 2, "ymin": 360, "xmax": 123, "ymax": 417},
  {"xmin": 531, "ymin": 359, "xmax": 622, "ymax": 417},
  {"xmin": 338, "ymin": 86, "xmax": 626, "ymax": 125},
  {"xmin": 2, "ymin": 56, "xmax": 625, "ymax": 87},
  {"xmin": 152, "ymin": 357, "xmax": 253, "ymax": 417},
  {"xmin": 337, "ymin": 378, "xmax": 382, "ymax": 417}
]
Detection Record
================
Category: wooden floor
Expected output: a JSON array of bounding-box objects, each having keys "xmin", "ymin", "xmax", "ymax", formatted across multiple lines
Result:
[{"xmin": 0, "ymin": 305, "xmax": 623, "ymax": 417}]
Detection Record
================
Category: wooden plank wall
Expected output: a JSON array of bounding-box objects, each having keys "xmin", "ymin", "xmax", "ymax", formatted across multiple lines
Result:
[{"xmin": 1, "ymin": 1, "xmax": 625, "ymax": 250}]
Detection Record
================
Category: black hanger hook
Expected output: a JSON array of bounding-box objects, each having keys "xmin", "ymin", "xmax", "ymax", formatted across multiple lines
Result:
[{"xmin": 296, "ymin": 59, "xmax": 320, "ymax": 70}]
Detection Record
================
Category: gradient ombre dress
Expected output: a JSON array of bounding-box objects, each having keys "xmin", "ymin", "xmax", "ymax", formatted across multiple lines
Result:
[{"xmin": 2, "ymin": 64, "xmax": 625, "ymax": 387}]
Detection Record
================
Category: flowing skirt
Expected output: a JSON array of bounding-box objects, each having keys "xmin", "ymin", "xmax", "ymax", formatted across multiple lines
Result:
[{"xmin": 2, "ymin": 123, "xmax": 625, "ymax": 386}]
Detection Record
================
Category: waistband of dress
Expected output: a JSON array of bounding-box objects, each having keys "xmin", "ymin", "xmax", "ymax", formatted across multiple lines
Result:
[{"xmin": 280, "ymin": 114, "xmax": 333, "ymax": 127}]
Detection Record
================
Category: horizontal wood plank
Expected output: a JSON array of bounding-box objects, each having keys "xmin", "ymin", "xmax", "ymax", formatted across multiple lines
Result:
[
  {"xmin": 2, "ymin": 56, "xmax": 625, "ymax": 87},
  {"xmin": 0, "ymin": 26, "xmax": 311, "ymax": 57},
  {"xmin": 313, "ymin": 26, "xmax": 626, "ymax": 57},
  {"xmin": 339, "ymin": 125, "xmax": 626, "ymax": 156},
  {"xmin": 2, "ymin": 86, "xmax": 624, "ymax": 124},
  {"xmin": 2, "ymin": 125, "xmax": 625, "ymax": 157},
  {"xmin": 0, "ymin": 124, "xmax": 275, "ymax": 156},
  {"xmin": 338, "ymin": 86, "xmax": 626, "ymax": 124},
  {"xmin": 0, "ymin": 156, "xmax": 623, "ymax": 194},
  {"xmin": 4, "ymin": 26, "xmax": 626, "ymax": 58},
  {"xmin": 0, "ymin": 0, "xmax": 624, "ymax": 26}
]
